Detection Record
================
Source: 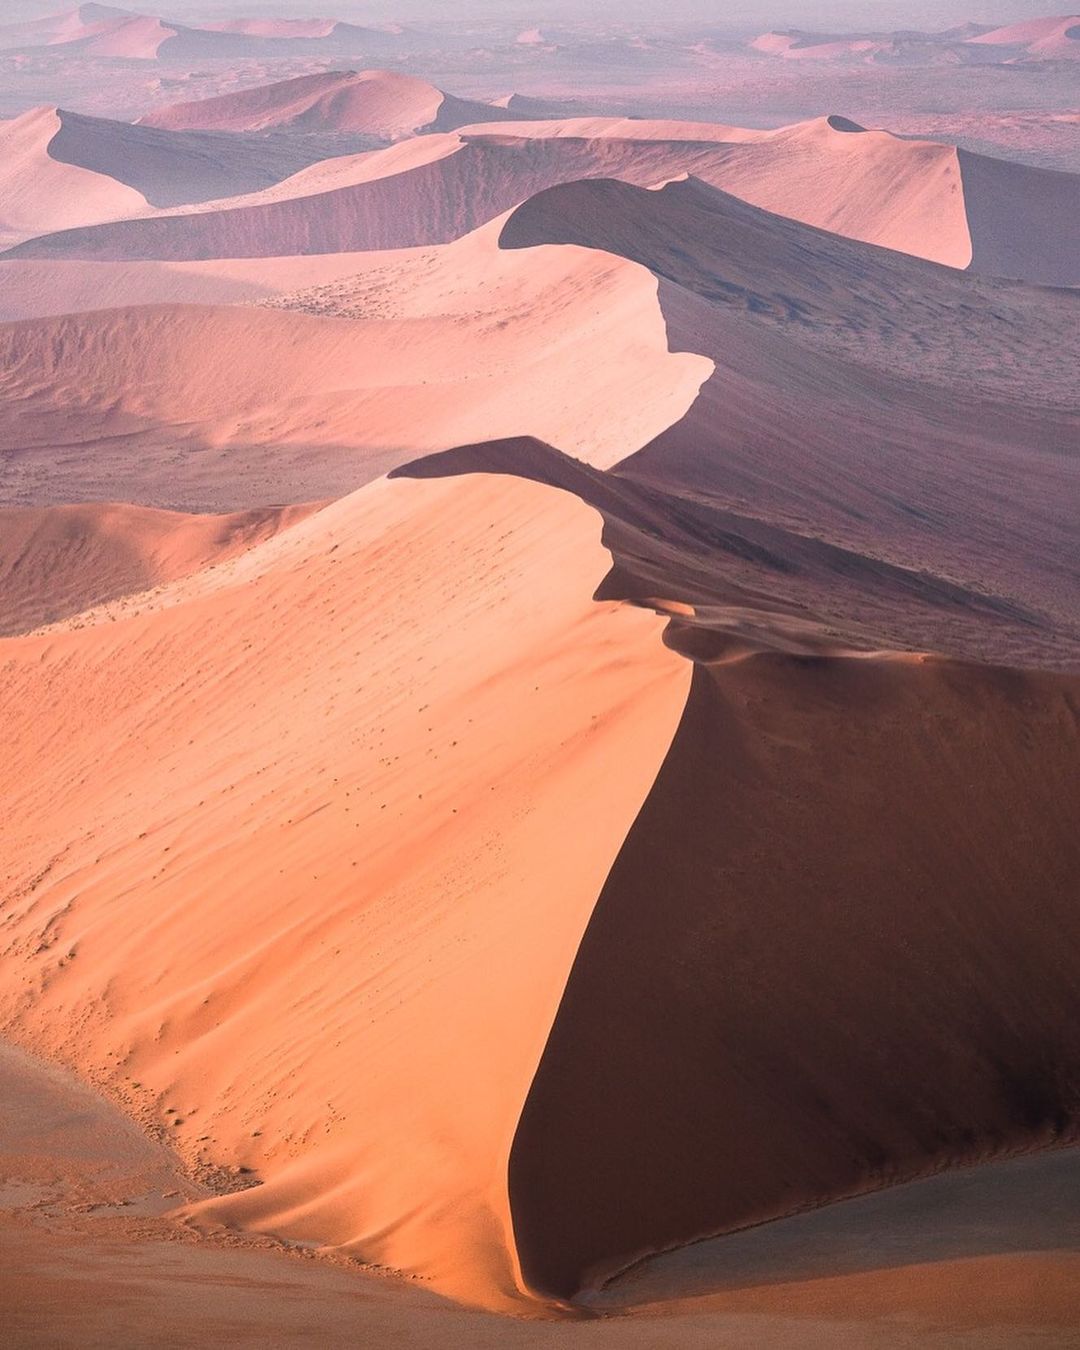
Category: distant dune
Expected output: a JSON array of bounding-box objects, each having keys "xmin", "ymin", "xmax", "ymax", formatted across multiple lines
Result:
[
  {"xmin": 140, "ymin": 70, "xmax": 527, "ymax": 140},
  {"xmin": 967, "ymin": 14, "xmax": 1080, "ymax": 57},
  {"xmin": 8, "ymin": 112, "xmax": 1077, "ymax": 284},
  {"xmin": 0, "ymin": 499, "xmax": 315, "ymax": 634},
  {"xmin": 0, "ymin": 105, "xmax": 148, "ymax": 248},
  {"xmin": 749, "ymin": 15, "xmax": 1080, "ymax": 63},
  {"xmin": 0, "ymin": 101, "xmax": 359, "ymax": 249},
  {"xmin": 0, "ymin": 5, "xmax": 410, "ymax": 61},
  {"xmin": 500, "ymin": 178, "xmax": 1080, "ymax": 667}
]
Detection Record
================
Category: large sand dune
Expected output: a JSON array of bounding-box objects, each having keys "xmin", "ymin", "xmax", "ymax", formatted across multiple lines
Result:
[
  {"xmin": 0, "ymin": 224, "xmax": 711, "ymax": 508},
  {"xmin": 140, "ymin": 69, "xmax": 526, "ymax": 140},
  {"xmin": 0, "ymin": 105, "xmax": 148, "ymax": 248},
  {"xmin": 0, "ymin": 470, "xmax": 690, "ymax": 1309},
  {"xmin": 46, "ymin": 107, "xmax": 358, "ymax": 207},
  {"xmin": 509, "ymin": 648, "xmax": 1080, "ymax": 1299},
  {"xmin": 8, "ymin": 112, "xmax": 1078, "ymax": 284},
  {"xmin": 2, "ymin": 31, "xmax": 1078, "ymax": 1339},
  {"xmin": 498, "ymin": 177, "xmax": 1080, "ymax": 667}
]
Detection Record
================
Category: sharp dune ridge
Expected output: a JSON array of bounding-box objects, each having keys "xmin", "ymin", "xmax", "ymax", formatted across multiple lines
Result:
[
  {"xmin": 138, "ymin": 69, "xmax": 530, "ymax": 140},
  {"xmin": 1, "ymin": 36, "xmax": 1079, "ymax": 1342},
  {"xmin": 5, "ymin": 111, "xmax": 1078, "ymax": 285},
  {"xmin": 0, "ymin": 227, "xmax": 712, "ymax": 509},
  {"xmin": 0, "ymin": 470, "xmax": 692, "ymax": 1310}
]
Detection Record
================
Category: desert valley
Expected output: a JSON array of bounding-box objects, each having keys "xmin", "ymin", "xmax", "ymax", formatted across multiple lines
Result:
[{"xmin": 0, "ymin": 2, "xmax": 1078, "ymax": 1346}]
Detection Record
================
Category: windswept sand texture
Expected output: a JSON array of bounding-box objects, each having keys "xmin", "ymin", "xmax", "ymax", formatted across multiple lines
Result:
[
  {"xmin": 0, "ymin": 500, "xmax": 316, "ymax": 634},
  {"xmin": 1, "ymin": 22, "xmax": 1079, "ymax": 1347}
]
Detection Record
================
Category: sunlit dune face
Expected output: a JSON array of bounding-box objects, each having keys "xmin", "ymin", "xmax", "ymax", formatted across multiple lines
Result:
[{"xmin": 0, "ymin": 5, "xmax": 1078, "ymax": 1340}]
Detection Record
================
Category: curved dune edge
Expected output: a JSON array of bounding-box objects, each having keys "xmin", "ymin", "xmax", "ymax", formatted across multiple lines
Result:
[
  {"xmin": 0, "ymin": 106, "xmax": 150, "ymax": 249},
  {"xmin": 507, "ymin": 649, "xmax": 1080, "ymax": 1303},
  {"xmin": 0, "ymin": 469, "xmax": 691, "ymax": 1312},
  {"xmin": 0, "ymin": 229, "xmax": 712, "ymax": 509},
  {"xmin": 393, "ymin": 439, "xmax": 1080, "ymax": 1306}
]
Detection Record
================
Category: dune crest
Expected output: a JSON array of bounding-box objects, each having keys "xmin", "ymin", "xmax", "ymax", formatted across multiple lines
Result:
[
  {"xmin": 0, "ymin": 469, "xmax": 690, "ymax": 1309},
  {"xmin": 0, "ymin": 105, "xmax": 148, "ymax": 248},
  {"xmin": 139, "ymin": 69, "xmax": 525, "ymax": 140},
  {"xmin": 11, "ymin": 109, "xmax": 1076, "ymax": 282},
  {"xmin": 0, "ymin": 227, "xmax": 712, "ymax": 508}
]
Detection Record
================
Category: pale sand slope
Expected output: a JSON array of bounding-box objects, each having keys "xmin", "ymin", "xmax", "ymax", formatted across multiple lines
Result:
[
  {"xmin": 139, "ymin": 69, "xmax": 526, "ymax": 139},
  {"xmin": 0, "ymin": 500, "xmax": 316, "ymax": 635},
  {"xmin": 9, "ymin": 112, "xmax": 1078, "ymax": 282},
  {"xmin": 0, "ymin": 224, "xmax": 711, "ymax": 508},
  {"xmin": 0, "ymin": 106, "xmax": 148, "ymax": 250},
  {"xmin": 3, "ymin": 1041, "xmax": 1076, "ymax": 1347},
  {"xmin": 0, "ymin": 471, "xmax": 690, "ymax": 1311},
  {"xmin": 496, "ymin": 178, "xmax": 1080, "ymax": 668},
  {"xmin": 0, "ymin": 253, "xmax": 390, "ymax": 322},
  {"xmin": 966, "ymin": 15, "xmax": 1080, "ymax": 56}
]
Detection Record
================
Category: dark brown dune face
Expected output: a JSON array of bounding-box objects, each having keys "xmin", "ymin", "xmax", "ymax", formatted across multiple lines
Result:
[{"xmin": 508, "ymin": 652, "xmax": 1080, "ymax": 1302}]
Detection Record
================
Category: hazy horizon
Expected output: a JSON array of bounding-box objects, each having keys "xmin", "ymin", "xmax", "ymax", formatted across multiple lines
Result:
[{"xmin": 4, "ymin": 1, "xmax": 1068, "ymax": 33}]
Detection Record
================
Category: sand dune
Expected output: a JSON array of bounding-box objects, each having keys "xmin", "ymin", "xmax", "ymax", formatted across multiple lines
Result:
[
  {"xmin": 0, "ymin": 499, "xmax": 315, "ymax": 635},
  {"xmin": 510, "ymin": 648, "xmax": 1080, "ymax": 1299},
  {"xmin": 749, "ymin": 17, "xmax": 1080, "ymax": 64},
  {"xmin": 9, "ymin": 112, "xmax": 1078, "ymax": 283},
  {"xmin": 47, "ymin": 107, "xmax": 353, "ymax": 208},
  {"xmin": 140, "ymin": 70, "xmax": 526, "ymax": 140},
  {"xmin": 2, "ymin": 32, "xmax": 1079, "ymax": 1335},
  {"xmin": 0, "ymin": 105, "xmax": 148, "ymax": 248},
  {"xmin": 0, "ymin": 470, "xmax": 690, "ymax": 1309},
  {"xmin": 9, "ymin": 1039, "xmax": 1071, "ymax": 1346},
  {"xmin": 0, "ymin": 6, "xmax": 408, "ymax": 61},
  {"xmin": 499, "ymin": 178, "xmax": 1080, "ymax": 666},
  {"xmin": 0, "ymin": 102, "xmax": 338, "ymax": 250},
  {"xmin": 0, "ymin": 252, "xmax": 390, "ymax": 322},
  {"xmin": 967, "ymin": 15, "xmax": 1080, "ymax": 57},
  {"xmin": 0, "ymin": 224, "xmax": 711, "ymax": 508},
  {"xmin": 0, "ymin": 5, "xmax": 172, "ymax": 57}
]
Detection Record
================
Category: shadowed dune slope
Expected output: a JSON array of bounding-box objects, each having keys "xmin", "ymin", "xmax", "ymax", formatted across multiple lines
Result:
[
  {"xmin": 0, "ymin": 106, "xmax": 148, "ymax": 248},
  {"xmin": 46, "ymin": 108, "xmax": 352, "ymax": 208},
  {"xmin": 0, "ymin": 470, "xmax": 689, "ymax": 1310},
  {"xmin": 958, "ymin": 149, "xmax": 1080, "ymax": 288},
  {"xmin": 139, "ymin": 69, "xmax": 526, "ymax": 139},
  {"xmin": 0, "ymin": 500, "xmax": 315, "ymax": 635},
  {"xmin": 499, "ymin": 178, "xmax": 1080, "ymax": 667},
  {"xmin": 0, "ymin": 228, "xmax": 710, "ymax": 509},
  {"xmin": 507, "ymin": 650, "xmax": 1080, "ymax": 1301},
  {"xmin": 9, "ymin": 112, "xmax": 1078, "ymax": 282}
]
